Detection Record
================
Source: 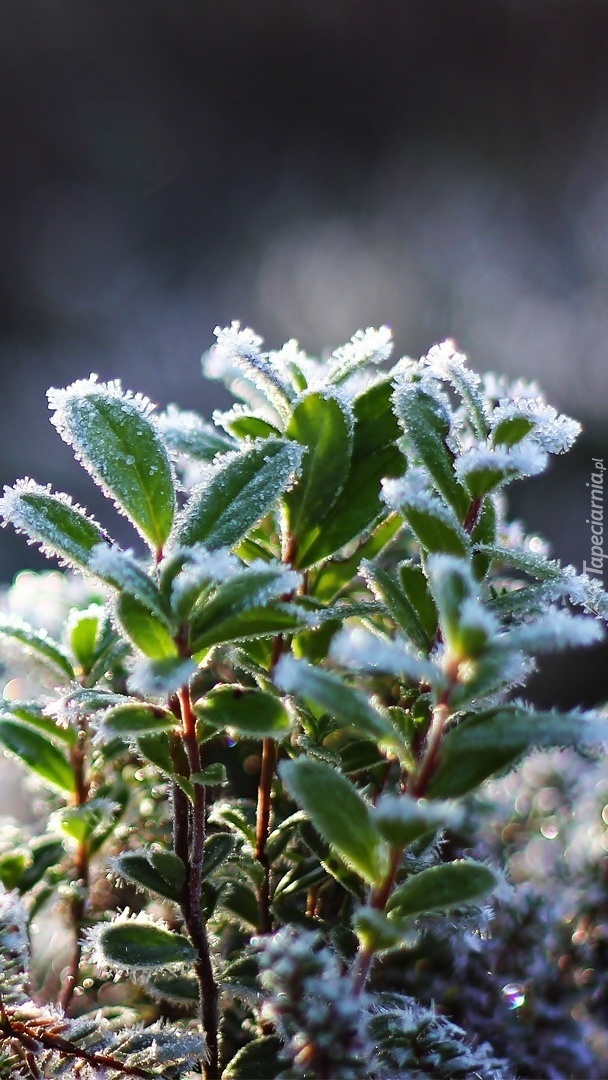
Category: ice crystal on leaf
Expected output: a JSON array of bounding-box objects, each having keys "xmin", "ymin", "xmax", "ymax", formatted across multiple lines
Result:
[
  {"xmin": 490, "ymin": 396, "xmax": 581, "ymax": 454},
  {"xmin": 325, "ymin": 325, "xmax": 393, "ymax": 385}
]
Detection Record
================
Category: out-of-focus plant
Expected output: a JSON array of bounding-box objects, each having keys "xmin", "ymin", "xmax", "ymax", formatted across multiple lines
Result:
[{"xmin": 0, "ymin": 324, "xmax": 605, "ymax": 1078}]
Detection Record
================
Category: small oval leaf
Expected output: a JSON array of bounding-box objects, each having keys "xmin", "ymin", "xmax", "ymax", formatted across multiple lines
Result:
[
  {"xmin": 116, "ymin": 593, "xmax": 178, "ymax": 660},
  {"xmin": 279, "ymin": 757, "xmax": 387, "ymax": 886},
  {"xmin": 0, "ymin": 616, "xmax": 74, "ymax": 679},
  {"xmin": 95, "ymin": 920, "xmax": 196, "ymax": 970},
  {"xmin": 175, "ymin": 439, "xmax": 303, "ymax": 551},
  {"xmin": 197, "ymin": 686, "xmax": 292, "ymax": 739},
  {"xmin": 0, "ymin": 481, "xmax": 108, "ymax": 570},
  {"xmin": 386, "ymin": 859, "xmax": 496, "ymax": 919},
  {"xmin": 284, "ymin": 392, "xmax": 353, "ymax": 564},
  {"xmin": 0, "ymin": 719, "xmax": 75, "ymax": 794},
  {"xmin": 48, "ymin": 377, "xmax": 176, "ymax": 551}
]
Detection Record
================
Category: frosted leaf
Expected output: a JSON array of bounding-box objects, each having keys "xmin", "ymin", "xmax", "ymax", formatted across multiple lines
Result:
[
  {"xmin": 382, "ymin": 484, "xmax": 469, "ymax": 554},
  {"xmin": 381, "ymin": 468, "xmax": 429, "ymax": 510},
  {"xmin": 326, "ymin": 326, "xmax": 393, "ymax": 385},
  {"xmin": 212, "ymin": 402, "xmax": 280, "ymax": 438},
  {"xmin": 481, "ymin": 371, "xmax": 542, "ymax": 405},
  {"xmin": 173, "ymin": 438, "xmax": 304, "ymax": 551},
  {"xmin": 374, "ymin": 794, "xmax": 463, "ymax": 834},
  {"xmin": 127, "ymin": 656, "xmax": 197, "ymax": 697},
  {"xmin": 90, "ymin": 544, "xmax": 170, "ymax": 624},
  {"xmin": 47, "ymin": 376, "xmax": 176, "ymax": 551},
  {"xmin": 490, "ymin": 396, "xmax": 581, "ymax": 454},
  {"xmin": 206, "ymin": 321, "xmax": 294, "ymax": 421},
  {"xmin": 455, "ymin": 440, "xmax": 549, "ymax": 487},
  {"xmin": 459, "ymin": 596, "xmax": 500, "ymax": 639},
  {"xmin": 330, "ymin": 627, "xmax": 439, "ymax": 685},
  {"xmin": 272, "ymin": 340, "xmax": 325, "ymax": 398},
  {"xmin": 84, "ymin": 908, "xmax": 196, "ymax": 978},
  {"xmin": 156, "ymin": 403, "xmax": 234, "ymax": 460},
  {"xmin": 422, "ymin": 339, "xmax": 487, "ymax": 437},
  {"xmin": 500, "ymin": 609, "xmax": 605, "ymax": 653},
  {"xmin": 0, "ymin": 479, "xmax": 108, "ymax": 570}
]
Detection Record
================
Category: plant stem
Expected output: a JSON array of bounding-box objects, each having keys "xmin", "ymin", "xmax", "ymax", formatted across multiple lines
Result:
[
  {"xmin": 58, "ymin": 723, "xmax": 90, "ymax": 1015},
  {"xmin": 0, "ymin": 995, "xmax": 154, "ymax": 1078},
  {"xmin": 253, "ymin": 532, "xmax": 298, "ymax": 935},
  {"xmin": 351, "ymin": 844, "xmax": 403, "ymax": 994},
  {"xmin": 177, "ymin": 684, "xmax": 219, "ymax": 1080},
  {"xmin": 254, "ymin": 735, "xmax": 277, "ymax": 934}
]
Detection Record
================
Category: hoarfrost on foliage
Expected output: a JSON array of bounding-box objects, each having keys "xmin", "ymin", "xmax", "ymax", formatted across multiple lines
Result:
[
  {"xmin": 0, "ymin": 479, "xmax": 107, "ymax": 567},
  {"xmin": 47, "ymin": 373, "xmax": 157, "ymax": 422},
  {"xmin": 500, "ymin": 608, "xmax": 605, "ymax": 653},
  {"xmin": 490, "ymin": 396, "xmax": 581, "ymax": 454},
  {"xmin": 325, "ymin": 325, "xmax": 393, "ymax": 385},
  {"xmin": 330, "ymin": 626, "xmax": 439, "ymax": 684},
  {"xmin": 206, "ymin": 321, "xmax": 294, "ymax": 420},
  {"xmin": 456, "ymin": 441, "xmax": 549, "ymax": 485}
]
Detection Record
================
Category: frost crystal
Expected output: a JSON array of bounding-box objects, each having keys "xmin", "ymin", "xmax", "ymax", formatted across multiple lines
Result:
[
  {"xmin": 206, "ymin": 321, "xmax": 294, "ymax": 420},
  {"xmin": 456, "ymin": 441, "xmax": 548, "ymax": 484},
  {"xmin": 47, "ymin": 373, "xmax": 157, "ymax": 421},
  {"xmin": 326, "ymin": 325, "xmax": 393, "ymax": 384},
  {"xmin": 490, "ymin": 396, "xmax": 581, "ymax": 454},
  {"xmin": 501, "ymin": 609, "xmax": 605, "ymax": 653},
  {"xmin": 330, "ymin": 626, "xmax": 438, "ymax": 684}
]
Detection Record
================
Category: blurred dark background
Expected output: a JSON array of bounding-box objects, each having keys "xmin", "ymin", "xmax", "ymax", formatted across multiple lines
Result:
[{"xmin": 1, "ymin": 0, "xmax": 608, "ymax": 704}]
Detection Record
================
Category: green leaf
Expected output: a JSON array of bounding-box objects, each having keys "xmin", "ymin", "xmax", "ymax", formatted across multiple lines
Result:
[
  {"xmin": 491, "ymin": 414, "xmax": 535, "ymax": 447},
  {"xmin": 279, "ymin": 758, "xmax": 387, "ymax": 885},
  {"xmin": 219, "ymin": 881, "xmax": 259, "ymax": 928},
  {"xmin": 275, "ymin": 655, "xmax": 400, "ymax": 751},
  {"xmin": 52, "ymin": 798, "xmax": 118, "ymax": 846},
  {"xmin": 157, "ymin": 406, "xmax": 235, "ymax": 459},
  {"xmin": 187, "ymin": 565, "xmax": 298, "ymax": 645},
  {"xmin": 190, "ymin": 604, "xmax": 308, "ymax": 653},
  {"xmin": 284, "ymin": 392, "xmax": 353, "ymax": 564},
  {"xmin": 223, "ymin": 412, "xmax": 281, "ymax": 441},
  {"xmin": 362, "ymin": 561, "xmax": 436, "ymax": 652},
  {"xmin": 67, "ymin": 604, "xmax": 104, "ymax": 671},
  {"xmin": 137, "ymin": 730, "xmax": 192, "ymax": 799},
  {"xmin": 175, "ymin": 439, "xmax": 303, "ymax": 550},
  {"xmin": 297, "ymin": 379, "xmax": 406, "ymax": 567},
  {"xmin": 90, "ymin": 545, "xmax": 170, "ymax": 623},
  {"xmin": 0, "ymin": 616, "xmax": 74, "ymax": 680},
  {"xmin": 374, "ymin": 796, "xmax": 459, "ymax": 847},
  {"xmin": 149, "ymin": 850, "xmax": 187, "ymax": 893},
  {"xmin": 48, "ymin": 379, "xmax": 176, "ymax": 551},
  {"xmin": 148, "ymin": 974, "xmax": 200, "ymax": 1005},
  {"xmin": 197, "ymin": 686, "xmax": 292, "ymax": 739},
  {"xmin": 222, "ymin": 1037, "xmax": 283, "ymax": 1080},
  {"xmin": 102, "ymin": 703, "xmax": 178, "ymax": 737},
  {"xmin": 354, "ymin": 906, "xmax": 408, "ymax": 952},
  {"xmin": 116, "ymin": 593, "xmax": 178, "ymax": 659},
  {"xmin": 95, "ymin": 920, "xmax": 196, "ymax": 970},
  {"xmin": 404, "ymin": 497, "xmax": 469, "ymax": 557},
  {"xmin": 386, "ymin": 859, "xmax": 496, "ymax": 918},
  {"xmin": 17, "ymin": 835, "xmax": 64, "ymax": 893},
  {"xmin": 201, "ymin": 833, "xmax": 235, "ymax": 878},
  {"xmin": 425, "ymin": 555, "xmax": 475, "ymax": 648},
  {"xmin": 0, "ymin": 850, "xmax": 31, "ymax": 891},
  {"xmin": 393, "ymin": 382, "xmax": 469, "ymax": 518},
  {"xmin": 113, "ymin": 851, "xmax": 183, "ymax": 902},
  {"xmin": 428, "ymin": 705, "xmax": 607, "ymax": 798},
  {"xmin": 0, "ymin": 701, "xmax": 76, "ymax": 747},
  {"xmin": 0, "ymin": 481, "xmax": 107, "ymax": 570},
  {"xmin": 191, "ymin": 764, "xmax": 228, "ymax": 786},
  {"xmin": 0, "ymin": 720, "xmax": 75, "ymax": 794}
]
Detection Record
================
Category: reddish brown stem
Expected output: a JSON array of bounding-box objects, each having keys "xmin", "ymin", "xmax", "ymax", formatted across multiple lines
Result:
[
  {"xmin": 177, "ymin": 685, "xmax": 219, "ymax": 1080},
  {"xmin": 0, "ymin": 994, "xmax": 154, "ymax": 1078},
  {"xmin": 254, "ymin": 736, "xmax": 278, "ymax": 933},
  {"xmin": 58, "ymin": 726, "xmax": 90, "ymax": 1015}
]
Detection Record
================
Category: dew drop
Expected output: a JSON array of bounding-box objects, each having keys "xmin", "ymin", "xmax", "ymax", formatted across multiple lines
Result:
[{"xmin": 501, "ymin": 982, "xmax": 526, "ymax": 1010}]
